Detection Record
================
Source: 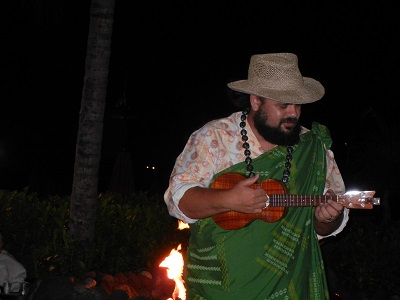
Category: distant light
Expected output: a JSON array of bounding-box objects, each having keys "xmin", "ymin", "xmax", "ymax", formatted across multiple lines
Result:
[{"xmin": 146, "ymin": 165, "xmax": 156, "ymax": 170}]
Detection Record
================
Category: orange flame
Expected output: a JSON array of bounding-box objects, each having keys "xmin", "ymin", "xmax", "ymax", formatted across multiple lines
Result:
[{"xmin": 159, "ymin": 244, "xmax": 186, "ymax": 300}]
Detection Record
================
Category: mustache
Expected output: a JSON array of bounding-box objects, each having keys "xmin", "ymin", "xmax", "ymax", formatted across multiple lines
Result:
[{"xmin": 281, "ymin": 117, "xmax": 299, "ymax": 124}]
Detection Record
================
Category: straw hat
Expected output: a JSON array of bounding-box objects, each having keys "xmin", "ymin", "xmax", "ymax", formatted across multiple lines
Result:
[{"xmin": 227, "ymin": 53, "xmax": 325, "ymax": 104}]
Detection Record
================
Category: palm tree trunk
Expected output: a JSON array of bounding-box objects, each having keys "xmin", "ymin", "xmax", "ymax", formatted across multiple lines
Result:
[{"xmin": 69, "ymin": 0, "xmax": 115, "ymax": 244}]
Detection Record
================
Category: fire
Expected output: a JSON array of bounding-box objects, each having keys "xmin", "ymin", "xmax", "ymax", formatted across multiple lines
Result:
[
  {"xmin": 178, "ymin": 220, "xmax": 189, "ymax": 230},
  {"xmin": 160, "ymin": 244, "xmax": 186, "ymax": 300}
]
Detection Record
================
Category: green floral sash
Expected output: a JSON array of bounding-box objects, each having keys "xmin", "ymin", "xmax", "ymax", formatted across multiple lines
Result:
[{"xmin": 184, "ymin": 122, "xmax": 332, "ymax": 300}]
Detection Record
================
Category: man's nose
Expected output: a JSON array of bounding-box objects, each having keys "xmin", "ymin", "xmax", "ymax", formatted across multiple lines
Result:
[{"xmin": 286, "ymin": 105, "xmax": 300, "ymax": 117}]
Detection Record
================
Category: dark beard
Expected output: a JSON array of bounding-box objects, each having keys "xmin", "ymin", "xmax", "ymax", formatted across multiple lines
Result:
[{"xmin": 253, "ymin": 110, "xmax": 301, "ymax": 146}]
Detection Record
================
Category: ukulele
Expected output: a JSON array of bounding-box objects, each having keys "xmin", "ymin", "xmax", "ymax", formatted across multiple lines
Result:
[{"xmin": 210, "ymin": 172, "xmax": 381, "ymax": 230}]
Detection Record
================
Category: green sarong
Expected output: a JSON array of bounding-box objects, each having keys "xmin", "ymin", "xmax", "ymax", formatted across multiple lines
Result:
[{"xmin": 184, "ymin": 122, "xmax": 332, "ymax": 300}]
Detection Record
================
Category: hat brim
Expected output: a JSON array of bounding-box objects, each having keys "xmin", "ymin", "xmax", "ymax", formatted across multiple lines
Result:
[{"xmin": 227, "ymin": 77, "xmax": 325, "ymax": 104}]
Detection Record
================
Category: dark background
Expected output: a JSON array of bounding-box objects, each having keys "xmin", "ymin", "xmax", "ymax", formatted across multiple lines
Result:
[{"xmin": 1, "ymin": 1, "xmax": 398, "ymax": 196}]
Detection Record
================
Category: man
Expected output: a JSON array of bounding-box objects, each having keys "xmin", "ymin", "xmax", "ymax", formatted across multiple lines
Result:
[
  {"xmin": 0, "ymin": 231, "xmax": 27, "ymax": 292},
  {"xmin": 164, "ymin": 53, "xmax": 348, "ymax": 299}
]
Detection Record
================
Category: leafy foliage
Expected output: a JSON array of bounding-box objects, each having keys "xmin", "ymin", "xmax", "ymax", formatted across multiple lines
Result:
[
  {"xmin": 0, "ymin": 190, "xmax": 189, "ymax": 279},
  {"xmin": 2, "ymin": 188, "xmax": 398, "ymax": 298},
  {"xmin": 321, "ymin": 210, "xmax": 400, "ymax": 298}
]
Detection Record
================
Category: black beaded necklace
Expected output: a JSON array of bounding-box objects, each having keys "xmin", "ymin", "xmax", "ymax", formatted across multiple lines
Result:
[{"xmin": 240, "ymin": 109, "xmax": 293, "ymax": 183}]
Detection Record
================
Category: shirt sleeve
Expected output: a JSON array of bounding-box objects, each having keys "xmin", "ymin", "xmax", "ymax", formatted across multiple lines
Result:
[
  {"xmin": 318, "ymin": 149, "xmax": 349, "ymax": 240},
  {"xmin": 164, "ymin": 114, "xmax": 243, "ymax": 224},
  {"xmin": 164, "ymin": 126, "xmax": 220, "ymax": 223}
]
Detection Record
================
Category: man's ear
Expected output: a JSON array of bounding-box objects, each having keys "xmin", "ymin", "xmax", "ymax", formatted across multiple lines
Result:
[{"xmin": 250, "ymin": 95, "xmax": 262, "ymax": 111}]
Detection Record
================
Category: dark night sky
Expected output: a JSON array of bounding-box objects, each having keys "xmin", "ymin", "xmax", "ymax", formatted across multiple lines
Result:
[{"xmin": 1, "ymin": 1, "xmax": 398, "ymax": 196}]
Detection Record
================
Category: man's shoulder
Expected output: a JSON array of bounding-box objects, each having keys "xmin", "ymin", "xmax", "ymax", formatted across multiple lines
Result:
[
  {"xmin": 300, "ymin": 126, "xmax": 310, "ymax": 134},
  {"xmin": 189, "ymin": 112, "xmax": 241, "ymax": 143},
  {"xmin": 200, "ymin": 112, "xmax": 241, "ymax": 130},
  {"xmin": 0, "ymin": 250, "xmax": 15, "ymax": 260}
]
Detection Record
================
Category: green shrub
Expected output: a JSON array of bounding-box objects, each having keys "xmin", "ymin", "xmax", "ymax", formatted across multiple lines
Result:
[
  {"xmin": 0, "ymin": 189, "xmax": 189, "ymax": 279},
  {"xmin": 321, "ymin": 210, "xmax": 400, "ymax": 298}
]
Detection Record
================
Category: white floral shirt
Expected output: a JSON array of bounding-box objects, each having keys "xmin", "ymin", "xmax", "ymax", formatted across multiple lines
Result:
[{"xmin": 164, "ymin": 112, "xmax": 349, "ymax": 238}]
